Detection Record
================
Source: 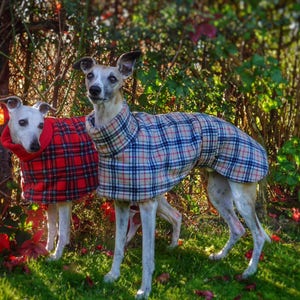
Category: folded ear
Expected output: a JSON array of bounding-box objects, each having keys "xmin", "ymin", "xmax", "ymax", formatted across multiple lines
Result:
[
  {"xmin": 33, "ymin": 101, "xmax": 56, "ymax": 115},
  {"xmin": 73, "ymin": 57, "xmax": 97, "ymax": 73},
  {"xmin": 117, "ymin": 51, "xmax": 142, "ymax": 78},
  {"xmin": 0, "ymin": 96, "xmax": 22, "ymax": 111}
]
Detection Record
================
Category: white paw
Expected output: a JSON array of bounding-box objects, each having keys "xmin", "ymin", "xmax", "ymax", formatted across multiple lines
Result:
[
  {"xmin": 135, "ymin": 288, "xmax": 150, "ymax": 299},
  {"xmin": 242, "ymin": 266, "xmax": 256, "ymax": 279},
  {"xmin": 46, "ymin": 253, "xmax": 60, "ymax": 262},
  {"xmin": 209, "ymin": 251, "xmax": 225, "ymax": 260},
  {"xmin": 103, "ymin": 271, "xmax": 119, "ymax": 283}
]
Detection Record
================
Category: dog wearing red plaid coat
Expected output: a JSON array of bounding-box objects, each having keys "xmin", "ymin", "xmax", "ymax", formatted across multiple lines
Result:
[
  {"xmin": 0, "ymin": 96, "xmax": 182, "ymax": 261},
  {"xmin": 74, "ymin": 51, "xmax": 270, "ymax": 299}
]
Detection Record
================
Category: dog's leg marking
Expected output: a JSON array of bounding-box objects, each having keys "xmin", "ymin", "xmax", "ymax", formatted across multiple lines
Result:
[
  {"xmin": 136, "ymin": 198, "xmax": 158, "ymax": 300},
  {"xmin": 46, "ymin": 204, "xmax": 58, "ymax": 253},
  {"xmin": 48, "ymin": 202, "xmax": 72, "ymax": 261},
  {"xmin": 104, "ymin": 201, "xmax": 130, "ymax": 283},
  {"xmin": 207, "ymin": 172, "xmax": 246, "ymax": 260},
  {"xmin": 156, "ymin": 195, "xmax": 182, "ymax": 248},
  {"xmin": 229, "ymin": 181, "xmax": 270, "ymax": 278}
]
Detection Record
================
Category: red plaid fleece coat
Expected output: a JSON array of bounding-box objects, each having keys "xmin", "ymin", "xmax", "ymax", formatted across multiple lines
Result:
[
  {"xmin": 86, "ymin": 102, "xmax": 269, "ymax": 203},
  {"xmin": 1, "ymin": 117, "xmax": 98, "ymax": 204}
]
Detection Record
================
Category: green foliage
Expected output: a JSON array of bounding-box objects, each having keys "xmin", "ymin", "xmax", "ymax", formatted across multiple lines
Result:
[{"xmin": 272, "ymin": 137, "xmax": 300, "ymax": 197}]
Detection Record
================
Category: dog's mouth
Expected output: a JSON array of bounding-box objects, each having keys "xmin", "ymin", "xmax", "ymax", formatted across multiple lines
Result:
[{"xmin": 88, "ymin": 94, "xmax": 108, "ymax": 103}]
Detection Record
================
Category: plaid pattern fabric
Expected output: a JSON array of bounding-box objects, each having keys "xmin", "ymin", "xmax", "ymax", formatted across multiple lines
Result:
[
  {"xmin": 2, "ymin": 117, "xmax": 98, "ymax": 204},
  {"xmin": 86, "ymin": 102, "xmax": 268, "ymax": 203}
]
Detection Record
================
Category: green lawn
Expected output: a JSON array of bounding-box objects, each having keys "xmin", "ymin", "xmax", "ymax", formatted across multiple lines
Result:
[{"xmin": 1, "ymin": 221, "xmax": 299, "ymax": 300}]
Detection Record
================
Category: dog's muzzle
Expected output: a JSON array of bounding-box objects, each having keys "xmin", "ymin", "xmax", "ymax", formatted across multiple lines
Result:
[
  {"xmin": 89, "ymin": 86, "xmax": 102, "ymax": 101},
  {"xmin": 29, "ymin": 139, "xmax": 41, "ymax": 152}
]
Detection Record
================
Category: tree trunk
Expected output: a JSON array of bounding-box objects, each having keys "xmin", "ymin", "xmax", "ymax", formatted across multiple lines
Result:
[{"xmin": 0, "ymin": 0, "xmax": 12, "ymax": 207}]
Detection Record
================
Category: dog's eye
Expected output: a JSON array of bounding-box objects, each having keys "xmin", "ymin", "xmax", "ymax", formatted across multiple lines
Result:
[
  {"xmin": 108, "ymin": 75, "xmax": 117, "ymax": 83},
  {"xmin": 38, "ymin": 123, "xmax": 44, "ymax": 130},
  {"xmin": 87, "ymin": 72, "xmax": 94, "ymax": 80},
  {"xmin": 19, "ymin": 119, "xmax": 28, "ymax": 127}
]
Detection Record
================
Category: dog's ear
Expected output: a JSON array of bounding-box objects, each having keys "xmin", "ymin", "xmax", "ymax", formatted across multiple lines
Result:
[
  {"xmin": 0, "ymin": 96, "xmax": 22, "ymax": 111},
  {"xmin": 73, "ymin": 57, "xmax": 97, "ymax": 73},
  {"xmin": 117, "ymin": 51, "xmax": 142, "ymax": 78},
  {"xmin": 33, "ymin": 102, "xmax": 56, "ymax": 115}
]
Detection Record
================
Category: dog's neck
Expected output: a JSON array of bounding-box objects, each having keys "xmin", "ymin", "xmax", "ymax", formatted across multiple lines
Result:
[{"xmin": 93, "ymin": 92, "xmax": 124, "ymax": 128}]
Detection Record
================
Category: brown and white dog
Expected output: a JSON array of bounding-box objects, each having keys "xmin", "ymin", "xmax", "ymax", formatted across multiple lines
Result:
[
  {"xmin": 0, "ymin": 96, "xmax": 181, "ymax": 261},
  {"xmin": 73, "ymin": 51, "xmax": 270, "ymax": 299}
]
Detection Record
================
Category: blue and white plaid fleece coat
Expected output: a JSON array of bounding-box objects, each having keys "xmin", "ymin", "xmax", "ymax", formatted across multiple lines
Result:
[{"xmin": 86, "ymin": 102, "xmax": 268, "ymax": 202}]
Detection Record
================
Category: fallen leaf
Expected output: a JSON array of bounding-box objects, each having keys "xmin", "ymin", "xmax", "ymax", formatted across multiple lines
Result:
[
  {"xmin": 85, "ymin": 275, "xmax": 94, "ymax": 287},
  {"xmin": 156, "ymin": 272, "xmax": 170, "ymax": 284},
  {"xmin": 195, "ymin": 290, "xmax": 214, "ymax": 299},
  {"xmin": 81, "ymin": 248, "xmax": 88, "ymax": 255},
  {"xmin": 271, "ymin": 234, "xmax": 281, "ymax": 242},
  {"xmin": 244, "ymin": 249, "xmax": 264, "ymax": 261},
  {"xmin": 244, "ymin": 282, "xmax": 256, "ymax": 291}
]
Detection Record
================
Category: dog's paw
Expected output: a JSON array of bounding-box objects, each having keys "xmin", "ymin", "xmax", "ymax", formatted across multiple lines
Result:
[
  {"xmin": 103, "ymin": 271, "xmax": 119, "ymax": 283},
  {"xmin": 46, "ymin": 254, "xmax": 59, "ymax": 262},
  {"xmin": 242, "ymin": 265, "xmax": 257, "ymax": 279},
  {"xmin": 46, "ymin": 251, "xmax": 63, "ymax": 262},
  {"xmin": 135, "ymin": 288, "xmax": 150, "ymax": 299},
  {"xmin": 209, "ymin": 252, "xmax": 225, "ymax": 260}
]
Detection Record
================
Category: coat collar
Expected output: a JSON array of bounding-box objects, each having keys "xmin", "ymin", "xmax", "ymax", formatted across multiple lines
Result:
[
  {"xmin": 1, "ymin": 118, "xmax": 54, "ymax": 161},
  {"xmin": 86, "ymin": 102, "xmax": 139, "ymax": 156}
]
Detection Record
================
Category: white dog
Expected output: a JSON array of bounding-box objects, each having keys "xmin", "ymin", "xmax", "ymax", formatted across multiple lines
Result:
[{"xmin": 73, "ymin": 51, "xmax": 270, "ymax": 299}]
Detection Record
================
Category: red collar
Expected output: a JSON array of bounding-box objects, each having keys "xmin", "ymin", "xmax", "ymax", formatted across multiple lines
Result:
[{"xmin": 1, "ymin": 118, "xmax": 55, "ymax": 161}]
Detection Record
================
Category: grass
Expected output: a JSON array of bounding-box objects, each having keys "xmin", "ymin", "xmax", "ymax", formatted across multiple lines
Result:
[{"xmin": 1, "ymin": 219, "xmax": 299, "ymax": 300}]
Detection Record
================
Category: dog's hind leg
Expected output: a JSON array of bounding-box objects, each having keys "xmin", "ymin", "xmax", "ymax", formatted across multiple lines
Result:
[
  {"xmin": 48, "ymin": 202, "xmax": 72, "ymax": 261},
  {"xmin": 156, "ymin": 195, "xmax": 182, "ymax": 248},
  {"xmin": 207, "ymin": 172, "xmax": 246, "ymax": 260},
  {"xmin": 136, "ymin": 198, "xmax": 158, "ymax": 300},
  {"xmin": 46, "ymin": 204, "xmax": 58, "ymax": 253},
  {"xmin": 229, "ymin": 181, "xmax": 270, "ymax": 278},
  {"xmin": 104, "ymin": 201, "xmax": 130, "ymax": 283}
]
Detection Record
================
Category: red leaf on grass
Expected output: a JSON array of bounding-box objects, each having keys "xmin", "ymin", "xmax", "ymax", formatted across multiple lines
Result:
[
  {"xmin": 104, "ymin": 250, "xmax": 113, "ymax": 257},
  {"xmin": 233, "ymin": 295, "xmax": 242, "ymax": 300},
  {"xmin": 81, "ymin": 248, "xmax": 88, "ymax": 255},
  {"xmin": 195, "ymin": 290, "xmax": 214, "ymax": 299},
  {"xmin": 85, "ymin": 275, "xmax": 94, "ymax": 287},
  {"xmin": 245, "ymin": 282, "xmax": 256, "ymax": 291},
  {"xmin": 156, "ymin": 272, "xmax": 170, "ymax": 284},
  {"xmin": 271, "ymin": 234, "xmax": 281, "ymax": 242},
  {"xmin": 244, "ymin": 249, "xmax": 264, "ymax": 261}
]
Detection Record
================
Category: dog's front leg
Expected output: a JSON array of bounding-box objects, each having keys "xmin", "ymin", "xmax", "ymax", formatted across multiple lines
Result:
[
  {"xmin": 48, "ymin": 202, "xmax": 72, "ymax": 261},
  {"xmin": 136, "ymin": 198, "xmax": 158, "ymax": 300},
  {"xmin": 46, "ymin": 204, "xmax": 58, "ymax": 253},
  {"xmin": 104, "ymin": 201, "xmax": 130, "ymax": 283}
]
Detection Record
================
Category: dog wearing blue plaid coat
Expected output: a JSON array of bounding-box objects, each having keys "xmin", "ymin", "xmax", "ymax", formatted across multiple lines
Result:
[{"xmin": 73, "ymin": 51, "xmax": 270, "ymax": 299}]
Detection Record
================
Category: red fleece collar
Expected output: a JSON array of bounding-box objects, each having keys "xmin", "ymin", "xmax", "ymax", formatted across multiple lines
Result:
[{"xmin": 1, "ymin": 118, "xmax": 55, "ymax": 162}]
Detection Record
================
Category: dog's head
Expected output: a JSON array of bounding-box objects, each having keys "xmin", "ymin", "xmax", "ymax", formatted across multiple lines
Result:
[
  {"xmin": 0, "ymin": 96, "xmax": 54, "ymax": 153},
  {"xmin": 73, "ymin": 51, "xmax": 141, "ymax": 104}
]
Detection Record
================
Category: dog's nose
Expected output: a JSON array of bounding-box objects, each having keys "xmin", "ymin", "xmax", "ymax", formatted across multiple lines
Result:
[
  {"xmin": 89, "ymin": 86, "xmax": 101, "ymax": 97},
  {"xmin": 30, "ymin": 140, "xmax": 40, "ymax": 152}
]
